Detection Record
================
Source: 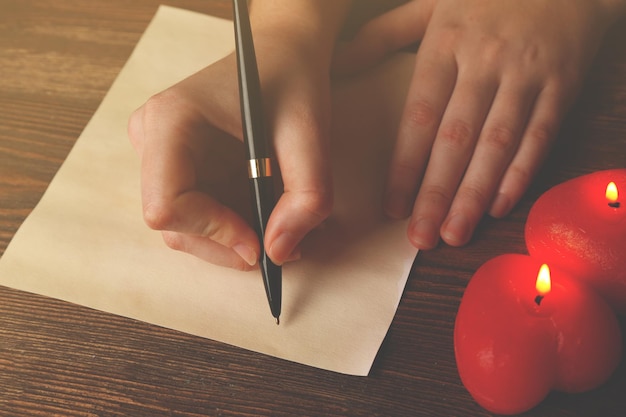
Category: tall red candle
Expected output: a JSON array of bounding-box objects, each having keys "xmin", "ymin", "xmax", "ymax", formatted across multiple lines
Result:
[
  {"xmin": 526, "ymin": 169, "xmax": 626, "ymax": 313},
  {"xmin": 455, "ymin": 254, "xmax": 622, "ymax": 415}
]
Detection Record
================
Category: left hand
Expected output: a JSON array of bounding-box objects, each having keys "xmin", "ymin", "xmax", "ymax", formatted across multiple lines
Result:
[{"xmin": 334, "ymin": 0, "xmax": 624, "ymax": 249}]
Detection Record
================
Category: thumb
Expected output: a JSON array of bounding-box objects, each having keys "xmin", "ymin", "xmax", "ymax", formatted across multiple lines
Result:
[
  {"xmin": 263, "ymin": 100, "xmax": 333, "ymax": 265},
  {"xmin": 332, "ymin": 1, "xmax": 432, "ymax": 75}
]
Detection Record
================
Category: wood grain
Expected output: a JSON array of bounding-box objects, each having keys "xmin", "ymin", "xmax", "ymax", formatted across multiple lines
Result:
[{"xmin": 1, "ymin": 1, "xmax": 625, "ymax": 416}]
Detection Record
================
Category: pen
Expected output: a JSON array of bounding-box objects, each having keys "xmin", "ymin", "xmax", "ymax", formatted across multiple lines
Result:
[{"xmin": 232, "ymin": 0, "xmax": 282, "ymax": 324}]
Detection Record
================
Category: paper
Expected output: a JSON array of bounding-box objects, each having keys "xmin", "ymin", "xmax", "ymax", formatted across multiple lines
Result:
[{"xmin": 0, "ymin": 5, "xmax": 418, "ymax": 376}]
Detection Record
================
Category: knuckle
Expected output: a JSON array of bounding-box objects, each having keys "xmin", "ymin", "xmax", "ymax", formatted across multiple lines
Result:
[
  {"xmin": 438, "ymin": 119, "xmax": 475, "ymax": 150},
  {"xmin": 199, "ymin": 208, "xmax": 234, "ymax": 246},
  {"xmin": 520, "ymin": 43, "xmax": 541, "ymax": 67},
  {"xmin": 404, "ymin": 100, "xmax": 438, "ymax": 129},
  {"xmin": 151, "ymin": 87, "xmax": 183, "ymax": 107},
  {"xmin": 421, "ymin": 184, "xmax": 453, "ymax": 206},
  {"xmin": 481, "ymin": 40, "xmax": 507, "ymax": 65},
  {"xmin": 391, "ymin": 160, "xmax": 420, "ymax": 182},
  {"xmin": 456, "ymin": 184, "xmax": 490, "ymax": 211},
  {"xmin": 527, "ymin": 122, "xmax": 555, "ymax": 148},
  {"xmin": 142, "ymin": 91, "xmax": 170, "ymax": 116},
  {"xmin": 434, "ymin": 25, "xmax": 461, "ymax": 50},
  {"xmin": 390, "ymin": 142, "xmax": 424, "ymax": 177},
  {"xmin": 482, "ymin": 124, "xmax": 517, "ymax": 152},
  {"xmin": 201, "ymin": 219, "xmax": 227, "ymax": 243},
  {"xmin": 142, "ymin": 88, "xmax": 190, "ymax": 122}
]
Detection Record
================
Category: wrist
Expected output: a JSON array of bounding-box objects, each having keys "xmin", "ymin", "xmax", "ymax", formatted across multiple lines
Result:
[{"xmin": 250, "ymin": 1, "xmax": 352, "ymax": 66}]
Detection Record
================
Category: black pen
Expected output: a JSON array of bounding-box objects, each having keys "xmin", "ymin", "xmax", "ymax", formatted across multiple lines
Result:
[{"xmin": 232, "ymin": 0, "xmax": 282, "ymax": 324}]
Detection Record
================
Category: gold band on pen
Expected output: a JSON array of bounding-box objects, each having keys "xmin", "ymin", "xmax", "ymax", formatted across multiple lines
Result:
[{"xmin": 248, "ymin": 158, "xmax": 272, "ymax": 179}]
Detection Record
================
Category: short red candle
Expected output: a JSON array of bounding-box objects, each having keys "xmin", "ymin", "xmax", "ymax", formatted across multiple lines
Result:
[
  {"xmin": 454, "ymin": 254, "xmax": 622, "ymax": 415},
  {"xmin": 526, "ymin": 169, "xmax": 626, "ymax": 313}
]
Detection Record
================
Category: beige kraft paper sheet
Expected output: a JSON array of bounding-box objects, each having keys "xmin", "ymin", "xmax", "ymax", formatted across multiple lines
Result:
[{"xmin": 0, "ymin": 5, "xmax": 418, "ymax": 376}]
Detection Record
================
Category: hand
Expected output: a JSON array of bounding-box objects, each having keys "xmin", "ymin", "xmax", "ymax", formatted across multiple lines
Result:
[
  {"xmin": 334, "ymin": 0, "xmax": 624, "ymax": 249},
  {"xmin": 128, "ymin": 32, "xmax": 334, "ymax": 270}
]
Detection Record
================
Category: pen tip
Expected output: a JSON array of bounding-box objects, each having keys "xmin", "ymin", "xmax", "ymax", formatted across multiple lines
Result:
[{"xmin": 276, "ymin": 317, "xmax": 280, "ymax": 325}]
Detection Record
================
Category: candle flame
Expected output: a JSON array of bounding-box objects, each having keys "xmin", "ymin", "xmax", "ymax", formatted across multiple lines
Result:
[
  {"xmin": 535, "ymin": 264, "xmax": 551, "ymax": 296},
  {"xmin": 606, "ymin": 182, "xmax": 618, "ymax": 203}
]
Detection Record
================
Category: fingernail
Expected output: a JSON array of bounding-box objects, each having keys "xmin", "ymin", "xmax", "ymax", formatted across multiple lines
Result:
[
  {"xmin": 489, "ymin": 192, "xmax": 512, "ymax": 218},
  {"xmin": 384, "ymin": 192, "xmax": 411, "ymax": 219},
  {"xmin": 269, "ymin": 232, "xmax": 297, "ymax": 264},
  {"xmin": 409, "ymin": 218, "xmax": 439, "ymax": 249},
  {"xmin": 442, "ymin": 213, "xmax": 471, "ymax": 246},
  {"xmin": 233, "ymin": 244, "xmax": 258, "ymax": 267}
]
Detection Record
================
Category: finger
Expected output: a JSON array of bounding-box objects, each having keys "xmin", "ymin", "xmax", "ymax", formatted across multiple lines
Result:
[
  {"xmin": 383, "ymin": 40, "xmax": 458, "ymax": 225},
  {"xmin": 264, "ymin": 98, "xmax": 333, "ymax": 265},
  {"xmin": 407, "ymin": 70, "xmax": 498, "ymax": 249},
  {"xmin": 332, "ymin": 1, "xmax": 432, "ymax": 75},
  {"xmin": 488, "ymin": 81, "xmax": 568, "ymax": 218},
  {"xmin": 161, "ymin": 231, "xmax": 257, "ymax": 271},
  {"xmin": 139, "ymin": 90, "xmax": 261, "ymax": 266},
  {"xmin": 440, "ymin": 77, "xmax": 539, "ymax": 246}
]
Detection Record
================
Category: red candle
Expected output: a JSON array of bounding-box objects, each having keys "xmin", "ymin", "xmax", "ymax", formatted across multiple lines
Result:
[
  {"xmin": 454, "ymin": 254, "xmax": 622, "ymax": 415},
  {"xmin": 525, "ymin": 169, "xmax": 626, "ymax": 314}
]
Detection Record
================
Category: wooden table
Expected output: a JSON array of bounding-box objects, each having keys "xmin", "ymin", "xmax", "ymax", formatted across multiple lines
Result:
[{"xmin": 1, "ymin": 1, "xmax": 625, "ymax": 416}]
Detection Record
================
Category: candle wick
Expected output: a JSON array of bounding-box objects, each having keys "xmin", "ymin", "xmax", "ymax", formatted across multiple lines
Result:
[
  {"xmin": 534, "ymin": 294, "xmax": 544, "ymax": 306},
  {"xmin": 608, "ymin": 201, "xmax": 620, "ymax": 208}
]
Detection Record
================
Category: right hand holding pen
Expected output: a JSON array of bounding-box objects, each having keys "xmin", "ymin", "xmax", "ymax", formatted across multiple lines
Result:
[{"xmin": 128, "ymin": 34, "xmax": 333, "ymax": 270}]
